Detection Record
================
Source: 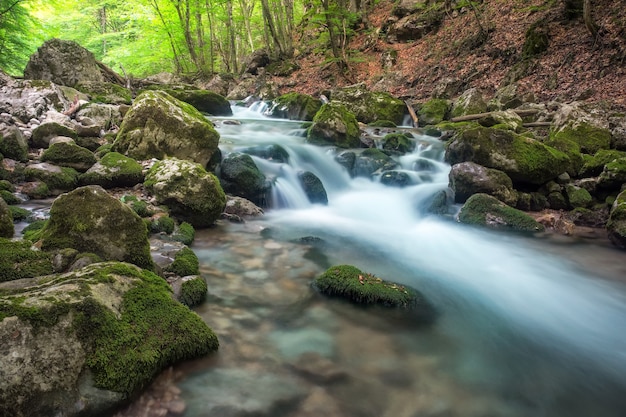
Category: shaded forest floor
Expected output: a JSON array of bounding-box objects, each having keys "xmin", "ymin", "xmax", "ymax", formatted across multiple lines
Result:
[{"xmin": 272, "ymin": 0, "xmax": 626, "ymax": 108}]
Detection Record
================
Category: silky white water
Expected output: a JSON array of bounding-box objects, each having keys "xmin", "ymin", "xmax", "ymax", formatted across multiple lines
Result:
[{"xmin": 120, "ymin": 105, "xmax": 626, "ymax": 417}]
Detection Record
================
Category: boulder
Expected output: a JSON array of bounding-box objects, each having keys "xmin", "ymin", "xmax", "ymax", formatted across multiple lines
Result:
[
  {"xmin": 113, "ymin": 90, "xmax": 220, "ymax": 166},
  {"xmin": 380, "ymin": 170, "xmax": 415, "ymax": 187},
  {"xmin": 298, "ymin": 171, "xmax": 328, "ymax": 205},
  {"xmin": 144, "ymin": 158, "xmax": 226, "ymax": 227},
  {"xmin": 241, "ymin": 144, "xmax": 290, "ymax": 163},
  {"xmin": 331, "ymin": 84, "xmax": 406, "ymax": 125},
  {"xmin": 219, "ymin": 152, "xmax": 270, "ymax": 206},
  {"xmin": 451, "ymin": 88, "xmax": 488, "ymax": 118},
  {"xmin": 164, "ymin": 89, "xmax": 232, "ymax": 116},
  {"xmin": 24, "ymin": 163, "xmax": 79, "ymax": 194},
  {"xmin": 385, "ymin": 7, "xmax": 444, "ymax": 43},
  {"xmin": 417, "ymin": 98, "xmax": 450, "ymax": 126},
  {"xmin": 449, "ymin": 162, "xmax": 517, "ymax": 205},
  {"xmin": 0, "ymin": 79, "xmax": 67, "ymax": 123},
  {"xmin": 445, "ymin": 126, "xmax": 570, "ymax": 186},
  {"xmin": 598, "ymin": 157, "xmax": 626, "ymax": 190},
  {"xmin": 458, "ymin": 193, "xmax": 545, "ymax": 232},
  {"xmin": 564, "ymin": 184, "xmax": 593, "ymax": 209},
  {"xmin": 75, "ymin": 81, "xmax": 132, "ymax": 105},
  {"xmin": 75, "ymin": 103, "xmax": 124, "ymax": 132},
  {"xmin": 0, "ymin": 261, "xmax": 219, "ymax": 417},
  {"xmin": 24, "ymin": 39, "xmax": 107, "ymax": 87},
  {"xmin": 31, "ymin": 111, "xmax": 78, "ymax": 149},
  {"xmin": 354, "ymin": 148, "xmax": 398, "ymax": 178},
  {"xmin": 0, "ymin": 239, "xmax": 52, "ymax": 281},
  {"xmin": 381, "ymin": 133, "xmax": 415, "ymax": 154},
  {"xmin": 224, "ymin": 196, "xmax": 264, "ymax": 218},
  {"xmin": 39, "ymin": 185, "xmax": 154, "ymax": 270},
  {"xmin": 41, "ymin": 142, "xmax": 96, "ymax": 172},
  {"xmin": 551, "ymin": 102, "xmax": 613, "ymax": 154},
  {"xmin": 579, "ymin": 149, "xmax": 626, "ymax": 177},
  {"xmin": 477, "ymin": 110, "xmax": 524, "ymax": 132},
  {"xmin": 551, "ymin": 121, "xmax": 612, "ymax": 155},
  {"xmin": 607, "ymin": 190, "xmax": 626, "ymax": 249},
  {"xmin": 0, "ymin": 125, "xmax": 28, "ymax": 162},
  {"xmin": 0, "ymin": 199, "xmax": 13, "ymax": 238},
  {"xmin": 242, "ymin": 49, "xmax": 270, "ymax": 75},
  {"xmin": 269, "ymin": 93, "xmax": 323, "ymax": 121},
  {"xmin": 79, "ymin": 152, "xmax": 144, "ymax": 188},
  {"xmin": 307, "ymin": 102, "xmax": 361, "ymax": 148}
]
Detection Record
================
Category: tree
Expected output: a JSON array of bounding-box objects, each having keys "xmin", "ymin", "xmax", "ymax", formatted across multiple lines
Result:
[{"xmin": 0, "ymin": 0, "xmax": 42, "ymax": 74}]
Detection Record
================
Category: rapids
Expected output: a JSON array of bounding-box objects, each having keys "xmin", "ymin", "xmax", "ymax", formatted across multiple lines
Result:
[{"xmin": 121, "ymin": 104, "xmax": 626, "ymax": 417}]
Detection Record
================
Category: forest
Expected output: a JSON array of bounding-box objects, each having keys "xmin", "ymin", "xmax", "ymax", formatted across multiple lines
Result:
[{"xmin": 0, "ymin": 0, "xmax": 370, "ymax": 76}]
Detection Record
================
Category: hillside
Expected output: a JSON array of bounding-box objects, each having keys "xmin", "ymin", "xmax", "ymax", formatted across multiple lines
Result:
[{"xmin": 271, "ymin": 0, "xmax": 626, "ymax": 109}]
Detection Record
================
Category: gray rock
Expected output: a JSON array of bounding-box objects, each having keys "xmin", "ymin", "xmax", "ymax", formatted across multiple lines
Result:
[
  {"xmin": 449, "ymin": 162, "xmax": 517, "ymax": 205},
  {"xmin": 607, "ymin": 190, "xmax": 626, "ymax": 249},
  {"xmin": 219, "ymin": 152, "xmax": 270, "ymax": 206}
]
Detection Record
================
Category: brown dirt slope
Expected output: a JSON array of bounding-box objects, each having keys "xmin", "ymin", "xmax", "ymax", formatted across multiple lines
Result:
[{"xmin": 274, "ymin": 0, "xmax": 626, "ymax": 108}]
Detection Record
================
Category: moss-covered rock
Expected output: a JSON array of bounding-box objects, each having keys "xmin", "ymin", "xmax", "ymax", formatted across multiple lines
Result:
[
  {"xmin": 331, "ymin": 85, "xmax": 406, "ymax": 125},
  {"xmin": 79, "ymin": 152, "xmax": 144, "ymax": 188},
  {"xmin": 20, "ymin": 181, "xmax": 50, "ymax": 199},
  {"xmin": 75, "ymin": 81, "xmax": 132, "ymax": 105},
  {"xmin": 9, "ymin": 206, "xmax": 30, "ymax": 221},
  {"xmin": 607, "ymin": 190, "xmax": 626, "ymax": 249},
  {"xmin": 598, "ymin": 157, "xmax": 626, "ymax": 190},
  {"xmin": 144, "ymin": 158, "xmax": 226, "ymax": 227},
  {"xmin": 565, "ymin": 184, "xmax": 593, "ymax": 209},
  {"xmin": 164, "ymin": 89, "xmax": 232, "ymax": 116},
  {"xmin": 269, "ymin": 92, "xmax": 322, "ymax": 121},
  {"xmin": 22, "ymin": 220, "xmax": 47, "ymax": 242},
  {"xmin": 39, "ymin": 185, "xmax": 154, "ymax": 270},
  {"xmin": 241, "ymin": 144, "xmax": 290, "ymax": 164},
  {"xmin": 178, "ymin": 276, "xmax": 208, "ymax": 307},
  {"xmin": 149, "ymin": 215, "xmax": 175, "ymax": 234},
  {"xmin": 0, "ymin": 125, "xmax": 28, "ymax": 162},
  {"xmin": 0, "ymin": 238, "xmax": 53, "ymax": 281},
  {"xmin": 31, "ymin": 119, "xmax": 78, "ymax": 149},
  {"xmin": 545, "ymin": 133, "xmax": 584, "ymax": 176},
  {"xmin": 0, "ymin": 199, "xmax": 14, "ymax": 238},
  {"xmin": 552, "ymin": 121, "xmax": 612, "ymax": 155},
  {"xmin": 41, "ymin": 142, "xmax": 97, "ymax": 172},
  {"xmin": 477, "ymin": 110, "xmax": 524, "ymax": 132},
  {"xmin": 458, "ymin": 193, "xmax": 545, "ymax": 232},
  {"xmin": 0, "ymin": 189, "xmax": 20, "ymax": 205},
  {"xmin": 171, "ymin": 222, "xmax": 195, "ymax": 246},
  {"xmin": 314, "ymin": 265, "xmax": 432, "ymax": 312},
  {"xmin": 298, "ymin": 171, "xmax": 328, "ymax": 204},
  {"xmin": 0, "ymin": 261, "xmax": 218, "ymax": 417},
  {"xmin": 307, "ymin": 102, "xmax": 361, "ymax": 148},
  {"xmin": 382, "ymin": 133, "xmax": 415, "ymax": 154},
  {"xmin": 24, "ymin": 163, "xmax": 79, "ymax": 194},
  {"xmin": 219, "ymin": 152, "xmax": 269, "ymax": 206},
  {"xmin": 580, "ymin": 149, "xmax": 626, "ymax": 177},
  {"xmin": 354, "ymin": 148, "xmax": 398, "ymax": 178},
  {"xmin": 166, "ymin": 247, "xmax": 199, "ymax": 277},
  {"xmin": 522, "ymin": 20, "xmax": 549, "ymax": 58},
  {"xmin": 380, "ymin": 170, "xmax": 415, "ymax": 187},
  {"xmin": 451, "ymin": 88, "xmax": 487, "ymax": 118},
  {"xmin": 449, "ymin": 162, "xmax": 517, "ymax": 205},
  {"xmin": 417, "ymin": 98, "xmax": 450, "ymax": 126},
  {"xmin": 445, "ymin": 126, "xmax": 571, "ymax": 185},
  {"xmin": 113, "ymin": 90, "xmax": 220, "ymax": 166}
]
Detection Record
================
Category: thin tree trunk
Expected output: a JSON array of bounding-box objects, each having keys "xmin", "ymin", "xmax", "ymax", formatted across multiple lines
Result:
[
  {"xmin": 195, "ymin": 0, "xmax": 206, "ymax": 70},
  {"xmin": 205, "ymin": 0, "xmax": 215, "ymax": 73},
  {"xmin": 151, "ymin": 0, "xmax": 184, "ymax": 72},
  {"xmin": 583, "ymin": 0, "xmax": 598, "ymax": 38},
  {"xmin": 226, "ymin": 0, "xmax": 237, "ymax": 72},
  {"xmin": 261, "ymin": 0, "xmax": 284, "ymax": 57}
]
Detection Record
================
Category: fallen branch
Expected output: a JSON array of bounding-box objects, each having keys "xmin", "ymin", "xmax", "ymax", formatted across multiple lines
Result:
[
  {"xmin": 450, "ymin": 109, "xmax": 540, "ymax": 122},
  {"xmin": 405, "ymin": 101, "xmax": 419, "ymax": 128},
  {"xmin": 63, "ymin": 96, "xmax": 80, "ymax": 117},
  {"xmin": 523, "ymin": 122, "xmax": 552, "ymax": 127}
]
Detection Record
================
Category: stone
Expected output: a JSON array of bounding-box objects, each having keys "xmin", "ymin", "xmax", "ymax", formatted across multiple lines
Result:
[
  {"xmin": 113, "ymin": 90, "xmax": 220, "ymax": 166},
  {"xmin": 79, "ymin": 152, "xmax": 144, "ymax": 188},
  {"xmin": 24, "ymin": 162, "xmax": 79, "ymax": 194},
  {"xmin": 0, "ymin": 199, "xmax": 14, "ymax": 238},
  {"xmin": 354, "ymin": 148, "xmax": 398, "ymax": 178},
  {"xmin": 298, "ymin": 171, "xmax": 328, "ymax": 204},
  {"xmin": 451, "ymin": 88, "xmax": 488, "ymax": 118},
  {"xmin": 0, "ymin": 125, "xmax": 28, "ymax": 162},
  {"xmin": 417, "ymin": 98, "xmax": 450, "ymax": 126},
  {"xmin": 269, "ymin": 92, "xmax": 323, "ymax": 121},
  {"xmin": 41, "ymin": 142, "xmax": 97, "ymax": 172},
  {"xmin": 224, "ymin": 196, "xmax": 264, "ymax": 218},
  {"xmin": 164, "ymin": 89, "xmax": 232, "ymax": 116},
  {"xmin": 39, "ymin": 185, "xmax": 154, "ymax": 270},
  {"xmin": 307, "ymin": 102, "xmax": 361, "ymax": 148},
  {"xmin": 607, "ymin": 190, "xmax": 626, "ymax": 249},
  {"xmin": 219, "ymin": 152, "xmax": 270, "ymax": 206},
  {"xmin": 458, "ymin": 193, "xmax": 545, "ymax": 232},
  {"xmin": 75, "ymin": 81, "xmax": 132, "ymax": 105},
  {"xmin": 449, "ymin": 162, "xmax": 517, "ymax": 205},
  {"xmin": 331, "ymin": 84, "xmax": 406, "ymax": 125},
  {"xmin": 144, "ymin": 158, "xmax": 226, "ymax": 228}
]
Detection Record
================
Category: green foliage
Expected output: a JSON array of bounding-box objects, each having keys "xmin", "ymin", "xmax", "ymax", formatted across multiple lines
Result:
[
  {"xmin": 9, "ymin": 205, "xmax": 29, "ymax": 221},
  {"xmin": 0, "ymin": 0, "xmax": 44, "ymax": 75},
  {"xmin": 166, "ymin": 247, "xmax": 199, "ymax": 277},
  {"xmin": 179, "ymin": 276, "xmax": 207, "ymax": 307}
]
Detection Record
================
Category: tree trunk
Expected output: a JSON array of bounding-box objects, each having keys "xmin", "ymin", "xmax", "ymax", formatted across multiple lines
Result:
[
  {"xmin": 226, "ymin": 0, "xmax": 238, "ymax": 72},
  {"xmin": 583, "ymin": 0, "xmax": 598, "ymax": 38}
]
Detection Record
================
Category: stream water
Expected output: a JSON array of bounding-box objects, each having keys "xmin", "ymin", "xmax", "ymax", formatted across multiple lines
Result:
[{"xmin": 115, "ymin": 104, "xmax": 626, "ymax": 417}]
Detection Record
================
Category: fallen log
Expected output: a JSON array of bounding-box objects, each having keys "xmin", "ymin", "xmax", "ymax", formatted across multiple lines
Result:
[
  {"xmin": 523, "ymin": 122, "xmax": 552, "ymax": 127},
  {"xmin": 405, "ymin": 101, "xmax": 419, "ymax": 127},
  {"xmin": 450, "ymin": 109, "xmax": 540, "ymax": 122}
]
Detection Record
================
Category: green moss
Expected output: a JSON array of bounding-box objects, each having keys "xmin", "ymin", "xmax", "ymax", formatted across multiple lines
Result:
[
  {"xmin": 80, "ymin": 152, "xmax": 144, "ymax": 188},
  {"xmin": 271, "ymin": 92, "xmax": 322, "ymax": 121},
  {"xmin": 171, "ymin": 222, "xmax": 195, "ymax": 246},
  {"xmin": 150, "ymin": 216, "xmax": 175, "ymax": 234},
  {"xmin": 41, "ymin": 142, "xmax": 97, "ymax": 171},
  {"xmin": 166, "ymin": 247, "xmax": 199, "ymax": 277},
  {"xmin": 0, "ymin": 238, "xmax": 53, "ymax": 282},
  {"xmin": 22, "ymin": 220, "xmax": 47, "ymax": 242},
  {"xmin": 522, "ymin": 20, "xmax": 549, "ymax": 58},
  {"xmin": 368, "ymin": 120, "xmax": 397, "ymax": 128},
  {"xmin": 1, "ymin": 190, "xmax": 20, "ymax": 205},
  {"xmin": 553, "ymin": 122, "xmax": 612, "ymax": 154},
  {"xmin": 545, "ymin": 134, "xmax": 584, "ymax": 176},
  {"xmin": 382, "ymin": 133, "xmax": 415, "ymax": 154},
  {"xmin": 314, "ymin": 264, "xmax": 427, "ymax": 309},
  {"xmin": 9, "ymin": 206, "xmax": 30, "ymax": 221},
  {"xmin": 458, "ymin": 193, "xmax": 544, "ymax": 232},
  {"xmin": 580, "ymin": 149, "xmax": 626, "ymax": 177},
  {"xmin": 0, "ymin": 180, "xmax": 14, "ymax": 192},
  {"xmin": 418, "ymin": 98, "xmax": 450, "ymax": 125},
  {"xmin": 164, "ymin": 89, "xmax": 232, "ymax": 116},
  {"xmin": 68, "ymin": 265, "xmax": 218, "ymax": 395},
  {"xmin": 75, "ymin": 81, "xmax": 132, "ymax": 105},
  {"xmin": 307, "ymin": 102, "xmax": 361, "ymax": 148},
  {"xmin": 565, "ymin": 184, "xmax": 593, "ymax": 208},
  {"xmin": 179, "ymin": 276, "xmax": 208, "ymax": 307},
  {"xmin": 0, "ymin": 297, "xmax": 70, "ymax": 328},
  {"xmin": 24, "ymin": 165, "xmax": 79, "ymax": 192},
  {"xmin": 94, "ymin": 143, "xmax": 114, "ymax": 158}
]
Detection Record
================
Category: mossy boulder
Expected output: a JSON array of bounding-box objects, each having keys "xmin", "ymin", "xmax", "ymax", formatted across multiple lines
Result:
[
  {"xmin": 382, "ymin": 133, "xmax": 415, "ymax": 154},
  {"xmin": 41, "ymin": 142, "xmax": 97, "ymax": 172},
  {"xmin": 598, "ymin": 157, "xmax": 626, "ymax": 190},
  {"xmin": 269, "ymin": 92, "xmax": 323, "ymax": 121},
  {"xmin": 331, "ymin": 85, "xmax": 406, "ymax": 125},
  {"xmin": 0, "ymin": 261, "xmax": 218, "ymax": 417},
  {"xmin": 113, "ymin": 90, "xmax": 220, "ymax": 166},
  {"xmin": 449, "ymin": 162, "xmax": 517, "ymax": 205},
  {"xmin": 580, "ymin": 149, "xmax": 626, "ymax": 177},
  {"xmin": 552, "ymin": 121, "xmax": 612, "ymax": 155},
  {"xmin": 564, "ymin": 184, "xmax": 593, "ymax": 209},
  {"xmin": 307, "ymin": 102, "xmax": 361, "ymax": 148},
  {"xmin": 354, "ymin": 148, "xmax": 398, "ymax": 178},
  {"xmin": 445, "ymin": 126, "xmax": 571, "ymax": 186},
  {"xmin": 178, "ymin": 276, "xmax": 208, "ymax": 307},
  {"xmin": 0, "ymin": 199, "xmax": 14, "ymax": 238},
  {"xmin": 219, "ymin": 152, "xmax": 270, "ymax": 206},
  {"xmin": 458, "ymin": 193, "xmax": 545, "ymax": 232},
  {"xmin": 607, "ymin": 190, "xmax": 626, "ymax": 249},
  {"xmin": 144, "ymin": 158, "xmax": 226, "ymax": 227},
  {"xmin": 477, "ymin": 110, "xmax": 524, "ymax": 132},
  {"xmin": 314, "ymin": 265, "xmax": 432, "ymax": 312},
  {"xmin": 298, "ymin": 171, "xmax": 328, "ymax": 205},
  {"xmin": 1, "ymin": 189, "xmax": 20, "ymax": 205},
  {"xmin": 545, "ymin": 133, "xmax": 584, "ymax": 176},
  {"xmin": 0, "ymin": 125, "xmax": 28, "ymax": 162},
  {"xmin": 171, "ymin": 222, "xmax": 195, "ymax": 246},
  {"xmin": 164, "ymin": 89, "xmax": 232, "ymax": 116},
  {"xmin": 417, "ymin": 98, "xmax": 450, "ymax": 126},
  {"xmin": 75, "ymin": 81, "xmax": 132, "ymax": 105},
  {"xmin": 31, "ymin": 119, "xmax": 78, "ymax": 149},
  {"xmin": 451, "ymin": 88, "xmax": 487, "ymax": 118},
  {"xmin": 24, "ymin": 163, "xmax": 79, "ymax": 194},
  {"xmin": 79, "ymin": 152, "xmax": 144, "ymax": 188},
  {"xmin": 166, "ymin": 247, "xmax": 199, "ymax": 277},
  {"xmin": 241, "ymin": 144, "xmax": 290, "ymax": 163},
  {"xmin": 0, "ymin": 238, "xmax": 53, "ymax": 281},
  {"xmin": 39, "ymin": 185, "xmax": 154, "ymax": 270},
  {"xmin": 380, "ymin": 170, "xmax": 415, "ymax": 187},
  {"xmin": 522, "ymin": 20, "xmax": 549, "ymax": 58}
]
